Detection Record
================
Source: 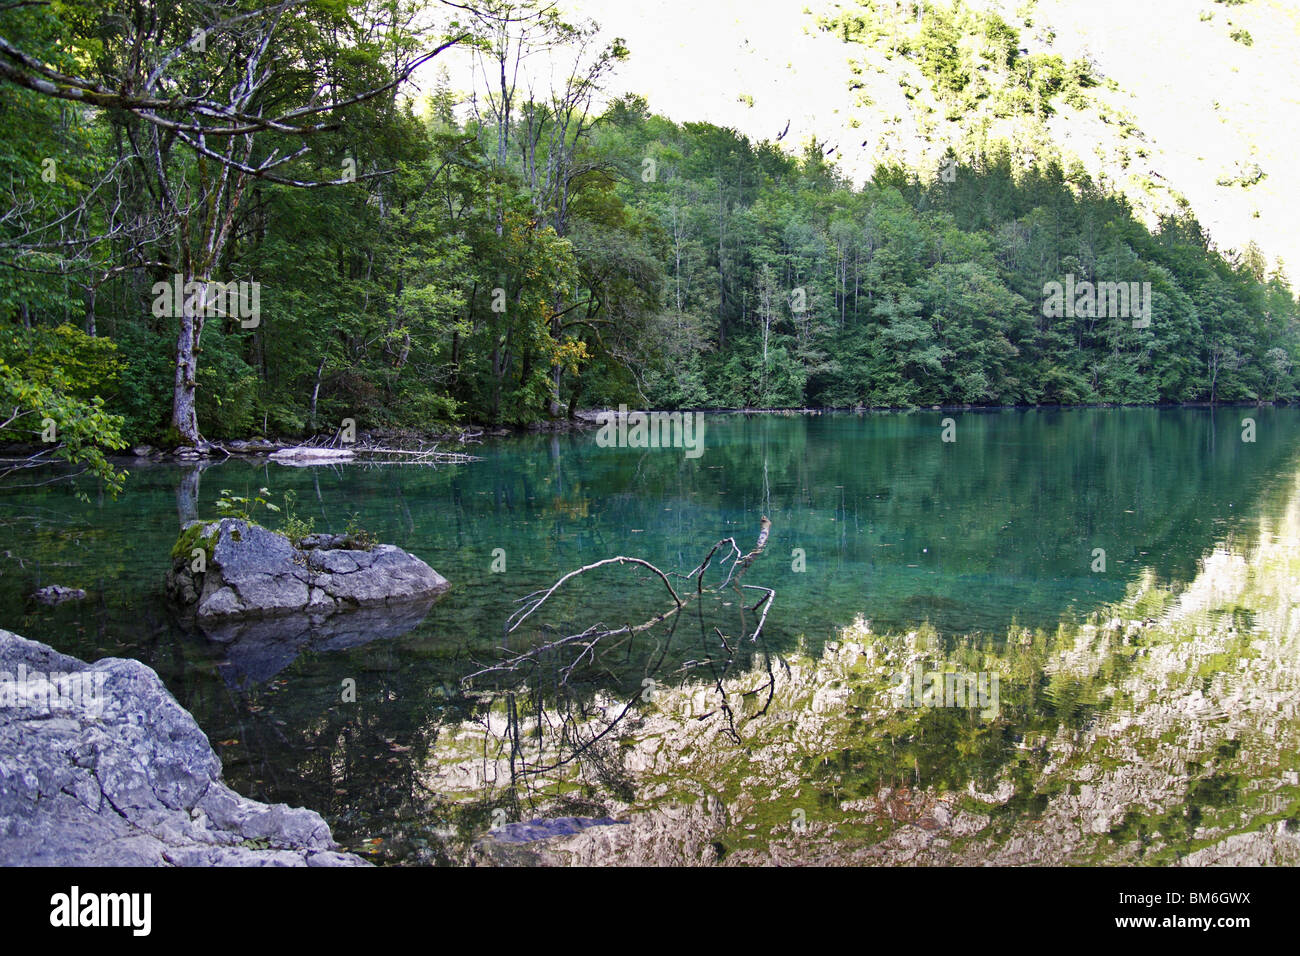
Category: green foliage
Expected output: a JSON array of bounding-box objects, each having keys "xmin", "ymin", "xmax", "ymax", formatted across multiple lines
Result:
[
  {"xmin": 343, "ymin": 513, "xmax": 377, "ymax": 552},
  {"xmin": 214, "ymin": 487, "xmax": 280, "ymax": 524},
  {"xmin": 171, "ymin": 522, "xmax": 218, "ymax": 563},
  {"xmin": 0, "ymin": 325, "xmax": 128, "ymax": 495},
  {"xmin": 196, "ymin": 327, "xmax": 260, "ymax": 441}
]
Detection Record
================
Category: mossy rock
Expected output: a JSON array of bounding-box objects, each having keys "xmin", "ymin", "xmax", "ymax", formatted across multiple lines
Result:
[{"xmin": 171, "ymin": 521, "xmax": 222, "ymax": 563}]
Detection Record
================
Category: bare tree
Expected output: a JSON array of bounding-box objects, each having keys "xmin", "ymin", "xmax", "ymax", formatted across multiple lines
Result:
[{"xmin": 455, "ymin": 0, "xmax": 627, "ymax": 417}]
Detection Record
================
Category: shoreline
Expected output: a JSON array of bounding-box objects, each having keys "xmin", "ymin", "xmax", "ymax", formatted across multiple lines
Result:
[{"xmin": 1, "ymin": 400, "xmax": 1292, "ymax": 467}]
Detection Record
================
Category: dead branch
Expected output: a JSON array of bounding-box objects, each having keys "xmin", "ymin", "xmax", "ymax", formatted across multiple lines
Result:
[
  {"xmin": 452, "ymin": 515, "xmax": 781, "ymax": 813},
  {"xmin": 505, "ymin": 555, "xmax": 685, "ymax": 635}
]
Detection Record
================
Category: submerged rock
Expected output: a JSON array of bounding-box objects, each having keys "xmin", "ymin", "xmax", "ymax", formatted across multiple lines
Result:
[
  {"xmin": 166, "ymin": 518, "xmax": 449, "ymax": 622},
  {"xmin": 472, "ymin": 816, "xmax": 631, "ymax": 865},
  {"xmin": 0, "ymin": 629, "xmax": 367, "ymax": 866},
  {"xmin": 31, "ymin": 585, "xmax": 87, "ymax": 606},
  {"xmin": 484, "ymin": 816, "xmax": 627, "ymax": 845}
]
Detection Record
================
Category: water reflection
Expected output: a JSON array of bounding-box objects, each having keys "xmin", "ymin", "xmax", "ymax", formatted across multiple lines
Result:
[
  {"xmin": 2, "ymin": 409, "xmax": 1300, "ymax": 864},
  {"xmin": 208, "ymin": 598, "xmax": 439, "ymax": 687},
  {"xmin": 402, "ymin": 461, "xmax": 1300, "ymax": 865},
  {"xmin": 441, "ymin": 522, "xmax": 780, "ymax": 835}
]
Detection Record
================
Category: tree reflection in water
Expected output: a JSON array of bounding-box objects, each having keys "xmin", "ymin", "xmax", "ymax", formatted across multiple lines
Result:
[{"xmin": 427, "ymin": 466, "xmax": 1300, "ymax": 866}]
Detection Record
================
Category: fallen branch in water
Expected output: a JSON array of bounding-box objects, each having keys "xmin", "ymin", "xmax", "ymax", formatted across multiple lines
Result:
[
  {"xmin": 505, "ymin": 555, "xmax": 684, "ymax": 635},
  {"xmin": 463, "ymin": 515, "xmax": 776, "ymax": 692},
  {"xmin": 269, "ymin": 442, "xmax": 482, "ymax": 465},
  {"xmin": 453, "ymin": 516, "xmax": 781, "ymax": 800},
  {"xmin": 358, "ymin": 446, "xmax": 482, "ymax": 464}
]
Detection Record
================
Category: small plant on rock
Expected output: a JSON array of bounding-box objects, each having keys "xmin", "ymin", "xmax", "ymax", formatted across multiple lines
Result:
[
  {"xmin": 215, "ymin": 487, "xmax": 280, "ymax": 524},
  {"xmin": 279, "ymin": 489, "xmax": 315, "ymax": 547},
  {"xmin": 343, "ymin": 512, "xmax": 377, "ymax": 551}
]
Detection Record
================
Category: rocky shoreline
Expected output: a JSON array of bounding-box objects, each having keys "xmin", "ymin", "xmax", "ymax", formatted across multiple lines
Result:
[
  {"xmin": 0, "ymin": 629, "xmax": 368, "ymax": 867},
  {"xmin": 111, "ymin": 401, "xmax": 1292, "ymax": 463}
]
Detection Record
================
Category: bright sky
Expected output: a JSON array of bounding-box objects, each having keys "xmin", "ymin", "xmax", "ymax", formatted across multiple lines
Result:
[
  {"xmin": 429, "ymin": 1, "xmax": 860, "ymax": 164},
  {"xmin": 564, "ymin": 0, "xmax": 857, "ymax": 153},
  {"xmin": 424, "ymin": 0, "xmax": 1300, "ymax": 273}
]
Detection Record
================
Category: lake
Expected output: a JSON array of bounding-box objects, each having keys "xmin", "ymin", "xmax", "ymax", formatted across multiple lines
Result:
[{"xmin": 3, "ymin": 407, "xmax": 1298, "ymax": 863}]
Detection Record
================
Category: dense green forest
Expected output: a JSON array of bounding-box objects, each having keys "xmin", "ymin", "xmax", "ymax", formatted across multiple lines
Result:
[{"xmin": 2, "ymin": 0, "xmax": 1296, "ymax": 488}]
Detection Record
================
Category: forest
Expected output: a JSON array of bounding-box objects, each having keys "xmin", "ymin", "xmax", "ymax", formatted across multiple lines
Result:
[
  {"xmin": 3, "ymin": 0, "xmax": 1300, "ymax": 885},
  {"xmin": 2, "ymin": 0, "xmax": 1296, "ymax": 492}
]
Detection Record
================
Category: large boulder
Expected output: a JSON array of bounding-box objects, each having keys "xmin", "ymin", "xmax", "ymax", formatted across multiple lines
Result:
[
  {"xmin": 0, "ymin": 629, "xmax": 367, "ymax": 866},
  {"xmin": 166, "ymin": 519, "xmax": 449, "ymax": 622}
]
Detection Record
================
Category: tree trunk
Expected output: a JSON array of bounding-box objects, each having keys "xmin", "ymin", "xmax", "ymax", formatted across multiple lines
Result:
[
  {"xmin": 171, "ymin": 276, "xmax": 207, "ymax": 446},
  {"xmin": 309, "ymin": 356, "xmax": 327, "ymax": 431},
  {"xmin": 84, "ymin": 285, "xmax": 96, "ymax": 337},
  {"xmin": 549, "ymin": 363, "xmax": 563, "ymax": 418}
]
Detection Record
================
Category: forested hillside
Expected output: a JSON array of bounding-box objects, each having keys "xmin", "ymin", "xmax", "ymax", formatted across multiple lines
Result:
[{"xmin": 1, "ymin": 0, "xmax": 1296, "ymax": 482}]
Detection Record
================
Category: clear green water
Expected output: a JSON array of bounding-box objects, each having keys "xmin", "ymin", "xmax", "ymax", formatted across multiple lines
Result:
[{"xmin": 2, "ymin": 407, "xmax": 1298, "ymax": 863}]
